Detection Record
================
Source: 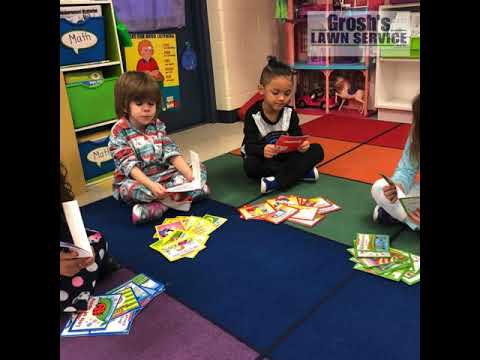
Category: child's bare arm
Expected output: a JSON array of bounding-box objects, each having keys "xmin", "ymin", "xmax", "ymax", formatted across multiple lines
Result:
[{"xmin": 169, "ymin": 155, "xmax": 194, "ymax": 181}]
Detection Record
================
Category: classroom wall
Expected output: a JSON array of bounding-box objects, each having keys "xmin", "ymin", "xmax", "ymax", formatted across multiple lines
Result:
[{"xmin": 206, "ymin": 0, "xmax": 280, "ymax": 111}]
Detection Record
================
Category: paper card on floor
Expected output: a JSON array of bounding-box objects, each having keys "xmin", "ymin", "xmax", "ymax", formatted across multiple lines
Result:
[
  {"xmin": 296, "ymin": 196, "xmax": 309, "ymax": 206},
  {"xmin": 401, "ymin": 254, "xmax": 420, "ymax": 285},
  {"xmin": 181, "ymin": 216, "xmax": 202, "ymax": 230},
  {"xmin": 262, "ymin": 205, "xmax": 299, "ymax": 224},
  {"xmin": 288, "ymin": 206, "xmax": 318, "ymax": 221},
  {"xmin": 353, "ymin": 263, "xmax": 404, "ymax": 282},
  {"xmin": 68, "ymin": 295, "xmax": 122, "ymax": 332},
  {"xmin": 202, "ymin": 214, "xmax": 228, "ymax": 230},
  {"xmin": 61, "ymin": 200, "xmax": 93, "ymax": 258},
  {"xmin": 184, "ymin": 233, "xmax": 209, "ymax": 258},
  {"xmin": 131, "ymin": 273, "xmax": 166, "ymax": 296},
  {"xmin": 355, "ymin": 233, "xmax": 390, "ymax": 258},
  {"xmin": 111, "ymin": 287, "xmax": 141, "ymax": 319},
  {"xmin": 187, "ymin": 217, "xmax": 217, "ymax": 237},
  {"xmin": 399, "ymin": 196, "xmax": 420, "ymax": 216},
  {"xmin": 150, "ymin": 231, "xmax": 205, "ymax": 261},
  {"xmin": 266, "ymin": 195, "xmax": 299, "ymax": 208},
  {"xmin": 165, "ymin": 151, "xmax": 201, "ymax": 192},
  {"xmin": 107, "ymin": 282, "xmax": 153, "ymax": 307},
  {"xmin": 316, "ymin": 201, "xmax": 342, "ymax": 214},
  {"xmin": 61, "ymin": 310, "xmax": 135, "ymax": 337},
  {"xmin": 153, "ymin": 221, "xmax": 185, "ymax": 240},
  {"xmin": 238, "ymin": 202, "xmax": 275, "ymax": 220},
  {"xmin": 287, "ymin": 213, "xmax": 325, "ymax": 227},
  {"xmin": 303, "ymin": 197, "xmax": 332, "ymax": 209}
]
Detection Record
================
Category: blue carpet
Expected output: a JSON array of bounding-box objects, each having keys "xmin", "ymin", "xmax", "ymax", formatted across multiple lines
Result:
[
  {"xmin": 81, "ymin": 197, "xmax": 356, "ymax": 351},
  {"xmin": 269, "ymin": 273, "xmax": 420, "ymax": 360}
]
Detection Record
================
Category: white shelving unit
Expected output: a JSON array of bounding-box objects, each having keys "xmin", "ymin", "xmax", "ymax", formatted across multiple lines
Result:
[{"xmin": 375, "ymin": 2, "xmax": 420, "ymax": 123}]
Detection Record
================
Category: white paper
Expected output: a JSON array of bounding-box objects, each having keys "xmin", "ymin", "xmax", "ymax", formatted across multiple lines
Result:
[
  {"xmin": 165, "ymin": 151, "xmax": 201, "ymax": 193},
  {"xmin": 398, "ymin": 196, "xmax": 420, "ymax": 215},
  {"xmin": 60, "ymin": 5, "xmax": 102, "ymax": 24},
  {"xmin": 62, "ymin": 200, "xmax": 93, "ymax": 258}
]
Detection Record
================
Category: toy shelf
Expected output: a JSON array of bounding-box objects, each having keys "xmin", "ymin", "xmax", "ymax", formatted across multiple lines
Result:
[
  {"xmin": 293, "ymin": 62, "xmax": 368, "ymax": 70},
  {"xmin": 60, "ymin": 60, "xmax": 121, "ymax": 72},
  {"xmin": 74, "ymin": 119, "xmax": 118, "ymax": 133},
  {"xmin": 285, "ymin": 0, "xmax": 372, "ymax": 115},
  {"xmin": 375, "ymin": 2, "xmax": 420, "ymax": 123},
  {"xmin": 60, "ymin": 0, "xmax": 124, "ymax": 195}
]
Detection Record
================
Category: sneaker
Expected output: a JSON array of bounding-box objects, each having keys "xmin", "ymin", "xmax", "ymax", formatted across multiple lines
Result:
[
  {"xmin": 132, "ymin": 202, "xmax": 168, "ymax": 225},
  {"xmin": 260, "ymin": 176, "xmax": 280, "ymax": 194},
  {"xmin": 372, "ymin": 205, "xmax": 401, "ymax": 225},
  {"xmin": 303, "ymin": 167, "xmax": 319, "ymax": 181}
]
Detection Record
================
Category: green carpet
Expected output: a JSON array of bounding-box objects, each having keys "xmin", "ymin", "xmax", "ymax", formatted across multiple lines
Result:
[
  {"xmin": 391, "ymin": 228, "xmax": 420, "ymax": 255},
  {"xmin": 204, "ymin": 154, "xmax": 260, "ymax": 207},
  {"xmin": 251, "ymin": 174, "xmax": 420, "ymax": 254}
]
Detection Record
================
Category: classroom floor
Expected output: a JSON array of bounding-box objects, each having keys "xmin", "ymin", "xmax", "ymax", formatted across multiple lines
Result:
[
  {"xmin": 63, "ymin": 111, "xmax": 420, "ymax": 360},
  {"xmin": 76, "ymin": 114, "xmax": 319, "ymax": 206}
]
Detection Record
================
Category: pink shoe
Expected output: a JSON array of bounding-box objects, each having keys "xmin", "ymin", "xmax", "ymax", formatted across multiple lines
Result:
[{"xmin": 132, "ymin": 202, "xmax": 169, "ymax": 225}]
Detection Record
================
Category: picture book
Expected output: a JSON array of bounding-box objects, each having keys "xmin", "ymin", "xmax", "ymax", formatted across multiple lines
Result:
[
  {"xmin": 263, "ymin": 205, "xmax": 299, "ymax": 224},
  {"xmin": 68, "ymin": 295, "xmax": 122, "ymax": 332},
  {"xmin": 61, "ymin": 200, "xmax": 93, "ymax": 258},
  {"xmin": 238, "ymin": 202, "xmax": 275, "ymax": 220},
  {"xmin": 202, "ymin": 214, "xmax": 228, "ymax": 230},
  {"xmin": 165, "ymin": 151, "xmax": 201, "ymax": 193},
  {"xmin": 275, "ymin": 135, "xmax": 309, "ymax": 153},
  {"xmin": 399, "ymin": 196, "xmax": 420, "ymax": 216},
  {"xmin": 153, "ymin": 221, "xmax": 185, "ymax": 240},
  {"xmin": 108, "ymin": 282, "xmax": 152, "ymax": 308},
  {"xmin": 354, "ymin": 233, "xmax": 390, "ymax": 258}
]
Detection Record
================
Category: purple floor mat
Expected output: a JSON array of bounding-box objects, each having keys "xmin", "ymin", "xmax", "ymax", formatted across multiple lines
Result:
[{"xmin": 60, "ymin": 269, "xmax": 258, "ymax": 360}]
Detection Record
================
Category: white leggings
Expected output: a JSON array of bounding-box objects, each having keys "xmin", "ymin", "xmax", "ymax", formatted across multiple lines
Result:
[{"xmin": 371, "ymin": 178, "xmax": 420, "ymax": 230}]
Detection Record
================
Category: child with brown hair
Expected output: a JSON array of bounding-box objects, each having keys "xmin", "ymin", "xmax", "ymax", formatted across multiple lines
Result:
[
  {"xmin": 108, "ymin": 71, "xmax": 209, "ymax": 224},
  {"xmin": 371, "ymin": 94, "xmax": 421, "ymax": 230},
  {"xmin": 241, "ymin": 56, "xmax": 324, "ymax": 193}
]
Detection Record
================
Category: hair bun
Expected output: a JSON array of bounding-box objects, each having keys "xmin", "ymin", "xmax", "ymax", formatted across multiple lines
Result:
[{"xmin": 267, "ymin": 55, "xmax": 278, "ymax": 66}]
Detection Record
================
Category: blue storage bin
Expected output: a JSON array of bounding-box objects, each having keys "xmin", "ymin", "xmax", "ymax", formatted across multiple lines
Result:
[
  {"xmin": 78, "ymin": 134, "xmax": 114, "ymax": 181},
  {"xmin": 60, "ymin": 17, "xmax": 106, "ymax": 66}
]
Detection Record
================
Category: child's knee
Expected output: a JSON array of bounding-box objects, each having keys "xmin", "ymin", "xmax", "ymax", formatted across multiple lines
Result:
[{"xmin": 309, "ymin": 143, "xmax": 324, "ymax": 161}]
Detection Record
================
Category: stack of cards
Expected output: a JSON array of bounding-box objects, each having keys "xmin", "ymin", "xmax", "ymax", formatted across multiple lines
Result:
[
  {"xmin": 348, "ymin": 233, "xmax": 420, "ymax": 285},
  {"xmin": 237, "ymin": 195, "xmax": 341, "ymax": 227},
  {"xmin": 149, "ymin": 214, "xmax": 227, "ymax": 261},
  {"xmin": 61, "ymin": 273, "xmax": 165, "ymax": 337}
]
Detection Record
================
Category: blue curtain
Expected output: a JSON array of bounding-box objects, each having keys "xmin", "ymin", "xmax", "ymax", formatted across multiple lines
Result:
[{"xmin": 113, "ymin": 0, "xmax": 185, "ymax": 32}]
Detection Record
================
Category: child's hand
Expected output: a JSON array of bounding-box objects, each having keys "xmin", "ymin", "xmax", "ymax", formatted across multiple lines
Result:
[
  {"xmin": 298, "ymin": 140, "xmax": 310, "ymax": 153},
  {"xmin": 60, "ymin": 250, "xmax": 94, "ymax": 277},
  {"xmin": 408, "ymin": 208, "xmax": 420, "ymax": 225},
  {"xmin": 264, "ymin": 144, "xmax": 278, "ymax": 158},
  {"xmin": 149, "ymin": 182, "xmax": 167, "ymax": 199},
  {"xmin": 382, "ymin": 184, "xmax": 398, "ymax": 203}
]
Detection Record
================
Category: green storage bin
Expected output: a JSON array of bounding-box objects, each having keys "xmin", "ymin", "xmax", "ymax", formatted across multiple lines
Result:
[
  {"xmin": 380, "ymin": 36, "xmax": 420, "ymax": 59},
  {"xmin": 66, "ymin": 77, "xmax": 118, "ymax": 129}
]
